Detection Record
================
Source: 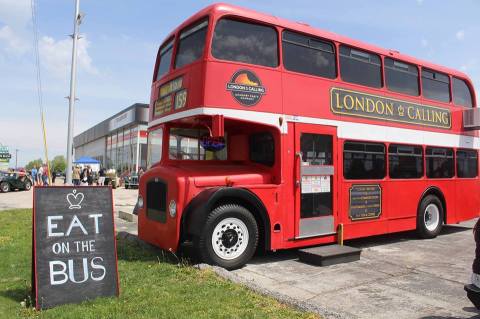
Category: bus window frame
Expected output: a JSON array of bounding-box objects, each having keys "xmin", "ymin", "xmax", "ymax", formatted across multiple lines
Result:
[
  {"xmin": 281, "ymin": 29, "xmax": 338, "ymax": 80},
  {"xmin": 174, "ymin": 16, "xmax": 210, "ymax": 70},
  {"xmin": 452, "ymin": 76, "xmax": 475, "ymax": 108},
  {"xmin": 338, "ymin": 44, "xmax": 383, "ymax": 89},
  {"xmin": 209, "ymin": 15, "xmax": 281, "ymax": 69},
  {"xmin": 153, "ymin": 36, "xmax": 175, "ymax": 82},
  {"xmin": 456, "ymin": 148, "xmax": 479, "ymax": 179},
  {"xmin": 420, "ymin": 68, "xmax": 452, "ymax": 104},
  {"xmin": 384, "ymin": 57, "xmax": 420, "ymax": 97}
]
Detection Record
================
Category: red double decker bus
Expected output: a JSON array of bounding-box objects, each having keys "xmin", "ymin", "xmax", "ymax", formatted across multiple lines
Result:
[{"xmin": 137, "ymin": 3, "xmax": 479, "ymax": 269}]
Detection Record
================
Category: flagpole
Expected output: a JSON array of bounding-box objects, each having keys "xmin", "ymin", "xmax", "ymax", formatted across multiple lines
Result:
[{"xmin": 66, "ymin": 0, "xmax": 81, "ymax": 184}]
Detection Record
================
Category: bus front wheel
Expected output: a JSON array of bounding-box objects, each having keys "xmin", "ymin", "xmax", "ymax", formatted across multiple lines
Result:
[
  {"xmin": 195, "ymin": 204, "xmax": 258, "ymax": 270},
  {"xmin": 417, "ymin": 195, "xmax": 443, "ymax": 239}
]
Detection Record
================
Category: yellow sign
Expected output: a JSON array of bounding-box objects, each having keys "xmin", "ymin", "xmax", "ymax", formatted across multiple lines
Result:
[
  {"xmin": 159, "ymin": 77, "xmax": 183, "ymax": 98},
  {"xmin": 154, "ymin": 96, "xmax": 172, "ymax": 116},
  {"xmin": 330, "ymin": 87, "xmax": 451, "ymax": 129}
]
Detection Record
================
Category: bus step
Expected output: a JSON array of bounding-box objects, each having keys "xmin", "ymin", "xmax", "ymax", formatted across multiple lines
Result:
[{"xmin": 297, "ymin": 244, "xmax": 361, "ymax": 266}]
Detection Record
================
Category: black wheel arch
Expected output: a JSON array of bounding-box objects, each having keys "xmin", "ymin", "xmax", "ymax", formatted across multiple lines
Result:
[
  {"xmin": 181, "ymin": 187, "xmax": 271, "ymax": 252},
  {"xmin": 419, "ymin": 186, "xmax": 447, "ymax": 223}
]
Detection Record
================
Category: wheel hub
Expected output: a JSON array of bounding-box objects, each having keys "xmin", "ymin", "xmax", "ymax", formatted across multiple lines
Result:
[
  {"xmin": 221, "ymin": 229, "xmax": 238, "ymax": 248},
  {"xmin": 424, "ymin": 203, "xmax": 440, "ymax": 232},
  {"xmin": 211, "ymin": 217, "xmax": 249, "ymax": 260}
]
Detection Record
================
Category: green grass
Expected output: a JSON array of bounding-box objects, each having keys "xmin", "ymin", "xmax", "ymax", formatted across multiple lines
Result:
[{"xmin": 0, "ymin": 209, "xmax": 318, "ymax": 319}]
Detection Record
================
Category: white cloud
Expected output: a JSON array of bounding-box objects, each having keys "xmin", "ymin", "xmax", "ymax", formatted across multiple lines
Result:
[
  {"xmin": 0, "ymin": 0, "xmax": 31, "ymax": 55},
  {"xmin": 39, "ymin": 35, "xmax": 98, "ymax": 78},
  {"xmin": 416, "ymin": 0, "xmax": 424, "ymax": 5},
  {"xmin": 456, "ymin": 30, "xmax": 465, "ymax": 41},
  {"xmin": 421, "ymin": 38, "xmax": 429, "ymax": 48},
  {"xmin": 0, "ymin": 25, "xmax": 29, "ymax": 54}
]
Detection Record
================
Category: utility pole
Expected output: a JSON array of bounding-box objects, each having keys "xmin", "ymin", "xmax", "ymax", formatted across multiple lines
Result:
[
  {"xmin": 15, "ymin": 149, "xmax": 18, "ymax": 170},
  {"xmin": 65, "ymin": 0, "xmax": 82, "ymax": 185}
]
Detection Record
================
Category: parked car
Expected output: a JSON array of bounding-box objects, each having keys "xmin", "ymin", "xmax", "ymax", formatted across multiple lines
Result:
[
  {"xmin": 0, "ymin": 171, "xmax": 33, "ymax": 192},
  {"xmin": 124, "ymin": 173, "xmax": 139, "ymax": 189},
  {"xmin": 105, "ymin": 169, "xmax": 119, "ymax": 189}
]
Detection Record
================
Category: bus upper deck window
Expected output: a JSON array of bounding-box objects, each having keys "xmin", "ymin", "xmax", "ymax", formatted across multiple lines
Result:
[
  {"xmin": 453, "ymin": 77, "xmax": 473, "ymax": 107},
  {"xmin": 422, "ymin": 69, "xmax": 450, "ymax": 103},
  {"xmin": 385, "ymin": 58, "xmax": 419, "ymax": 96},
  {"xmin": 340, "ymin": 45, "xmax": 382, "ymax": 88},
  {"xmin": 156, "ymin": 38, "xmax": 174, "ymax": 81},
  {"xmin": 174, "ymin": 19, "xmax": 209, "ymax": 69},
  {"xmin": 212, "ymin": 18, "xmax": 278, "ymax": 68},
  {"xmin": 282, "ymin": 30, "xmax": 336, "ymax": 79}
]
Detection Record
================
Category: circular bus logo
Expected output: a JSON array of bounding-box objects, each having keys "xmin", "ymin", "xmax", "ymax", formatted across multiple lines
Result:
[{"xmin": 226, "ymin": 70, "xmax": 266, "ymax": 106}]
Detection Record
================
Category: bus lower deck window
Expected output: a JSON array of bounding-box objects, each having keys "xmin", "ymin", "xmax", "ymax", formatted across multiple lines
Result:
[
  {"xmin": 343, "ymin": 141, "xmax": 386, "ymax": 180},
  {"xmin": 426, "ymin": 147, "xmax": 454, "ymax": 178},
  {"xmin": 457, "ymin": 150, "xmax": 478, "ymax": 178},
  {"xmin": 388, "ymin": 144, "xmax": 423, "ymax": 179}
]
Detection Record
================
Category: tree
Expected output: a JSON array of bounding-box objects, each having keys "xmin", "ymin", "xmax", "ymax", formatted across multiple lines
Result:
[
  {"xmin": 50, "ymin": 155, "xmax": 66, "ymax": 173},
  {"xmin": 25, "ymin": 158, "xmax": 43, "ymax": 170}
]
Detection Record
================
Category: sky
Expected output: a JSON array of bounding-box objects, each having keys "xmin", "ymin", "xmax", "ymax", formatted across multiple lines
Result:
[{"xmin": 0, "ymin": 0, "xmax": 479, "ymax": 167}]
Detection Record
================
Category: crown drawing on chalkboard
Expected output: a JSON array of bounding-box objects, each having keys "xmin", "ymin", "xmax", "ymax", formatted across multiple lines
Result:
[{"xmin": 67, "ymin": 189, "xmax": 84, "ymax": 209}]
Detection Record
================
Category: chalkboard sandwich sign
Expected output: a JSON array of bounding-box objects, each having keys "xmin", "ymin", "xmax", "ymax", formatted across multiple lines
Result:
[{"xmin": 32, "ymin": 186, "xmax": 119, "ymax": 309}]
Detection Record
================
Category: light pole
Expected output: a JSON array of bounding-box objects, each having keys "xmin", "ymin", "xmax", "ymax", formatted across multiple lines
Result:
[
  {"xmin": 15, "ymin": 149, "xmax": 18, "ymax": 170},
  {"xmin": 65, "ymin": 0, "xmax": 82, "ymax": 184}
]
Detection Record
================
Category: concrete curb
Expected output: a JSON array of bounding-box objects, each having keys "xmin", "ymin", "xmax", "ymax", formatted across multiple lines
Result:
[
  {"xmin": 118, "ymin": 210, "xmax": 136, "ymax": 222},
  {"xmin": 116, "ymin": 231, "xmax": 347, "ymax": 319},
  {"xmin": 198, "ymin": 263, "xmax": 348, "ymax": 319}
]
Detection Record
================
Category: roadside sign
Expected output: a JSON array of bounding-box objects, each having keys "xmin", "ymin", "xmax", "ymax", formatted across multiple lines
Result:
[
  {"xmin": 32, "ymin": 186, "xmax": 119, "ymax": 309},
  {"xmin": 0, "ymin": 145, "xmax": 10, "ymax": 171}
]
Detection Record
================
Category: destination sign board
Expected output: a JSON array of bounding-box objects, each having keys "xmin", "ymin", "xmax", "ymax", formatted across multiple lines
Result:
[{"xmin": 330, "ymin": 87, "xmax": 451, "ymax": 129}]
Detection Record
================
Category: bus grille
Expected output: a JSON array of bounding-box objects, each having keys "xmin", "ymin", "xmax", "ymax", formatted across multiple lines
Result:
[{"xmin": 146, "ymin": 179, "xmax": 167, "ymax": 223}]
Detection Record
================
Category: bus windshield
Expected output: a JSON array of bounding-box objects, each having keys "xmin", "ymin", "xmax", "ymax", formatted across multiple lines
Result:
[{"xmin": 169, "ymin": 127, "xmax": 227, "ymax": 160}]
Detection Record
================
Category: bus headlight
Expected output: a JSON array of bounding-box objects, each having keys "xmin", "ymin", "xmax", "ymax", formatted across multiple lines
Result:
[
  {"xmin": 169, "ymin": 200, "xmax": 177, "ymax": 218},
  {"xmin": 137, "ymin": 195, "xmax": 144, "ymax": 209}
]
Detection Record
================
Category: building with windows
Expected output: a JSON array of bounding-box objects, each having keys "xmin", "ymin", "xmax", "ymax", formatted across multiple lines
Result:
[{"xmin": 73, "ymin": 103, "xmax": 149, "ymax": 173}]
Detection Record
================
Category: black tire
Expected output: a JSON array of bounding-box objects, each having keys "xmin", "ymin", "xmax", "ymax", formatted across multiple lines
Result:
[
  {"xmin": 195, "ymin": 204, "xmax": 258, "ymax": 270},
  {"xmin": 0, "ymin": 182, "xmax": 10, "ymax": 193},
  {"xmin": 417, "ymin": 195, "xmax": 443, "ymax": 239},
  {"xmin": 24, "ymin": 181, "xmax": 32, "ymax": 191}
]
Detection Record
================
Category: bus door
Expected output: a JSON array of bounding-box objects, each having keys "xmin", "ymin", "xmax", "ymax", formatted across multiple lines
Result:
[{"xmin": 294, "ymin": 123, "xmax": 337, "ymax": 239}]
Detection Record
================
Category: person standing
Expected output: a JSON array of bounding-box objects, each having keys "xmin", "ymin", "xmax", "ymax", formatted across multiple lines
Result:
[
  {"xmin": 72, "ymin": 166, "xmax": 80, "ymax": 186},
  {"xmin": 86, "ymin": 165, "xmax": 93, "ymax": 185},
  {"xmin": 37, "ymin": 165, "xmax": 44, "ymax": 186},
  {"xmin": 31, "ymin": 166, "xmax": 38, "ymax": 186},
  {"xmin": 98, "ymin": 167, "xmax": 106, "ymax": 186},
  {"xmin": 51, "ymin": 171, "xmax": 56, "ymax": 185},
  {"xmin": 42, "ymin": 165, "xmax": 49, "ymax": 186}
]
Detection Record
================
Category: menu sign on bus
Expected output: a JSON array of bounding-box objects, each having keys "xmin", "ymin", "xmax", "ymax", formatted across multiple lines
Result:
[{"xmin": 330, "ymin": 87, "xmax": 451, "ymax": 129}]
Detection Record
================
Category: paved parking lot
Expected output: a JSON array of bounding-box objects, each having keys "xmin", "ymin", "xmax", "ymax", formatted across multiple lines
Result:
[
  {"xmin": 1, "ymin": 186, "xmax": 478, "ymax": 318},
  {"xmin": 230, "ymin": 221, "xmax": 479, "ymax": 319}
]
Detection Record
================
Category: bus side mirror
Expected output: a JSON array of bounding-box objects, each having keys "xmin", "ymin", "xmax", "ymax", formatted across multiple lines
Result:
[{"xmin": 212, "ymin": 115, "xmax": 224, "ymax": 137}]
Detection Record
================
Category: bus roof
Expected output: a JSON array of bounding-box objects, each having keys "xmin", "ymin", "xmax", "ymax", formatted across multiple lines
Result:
[{"xmin": 162, "ymin": 3, "xmax": 473, "ymax": 84}]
